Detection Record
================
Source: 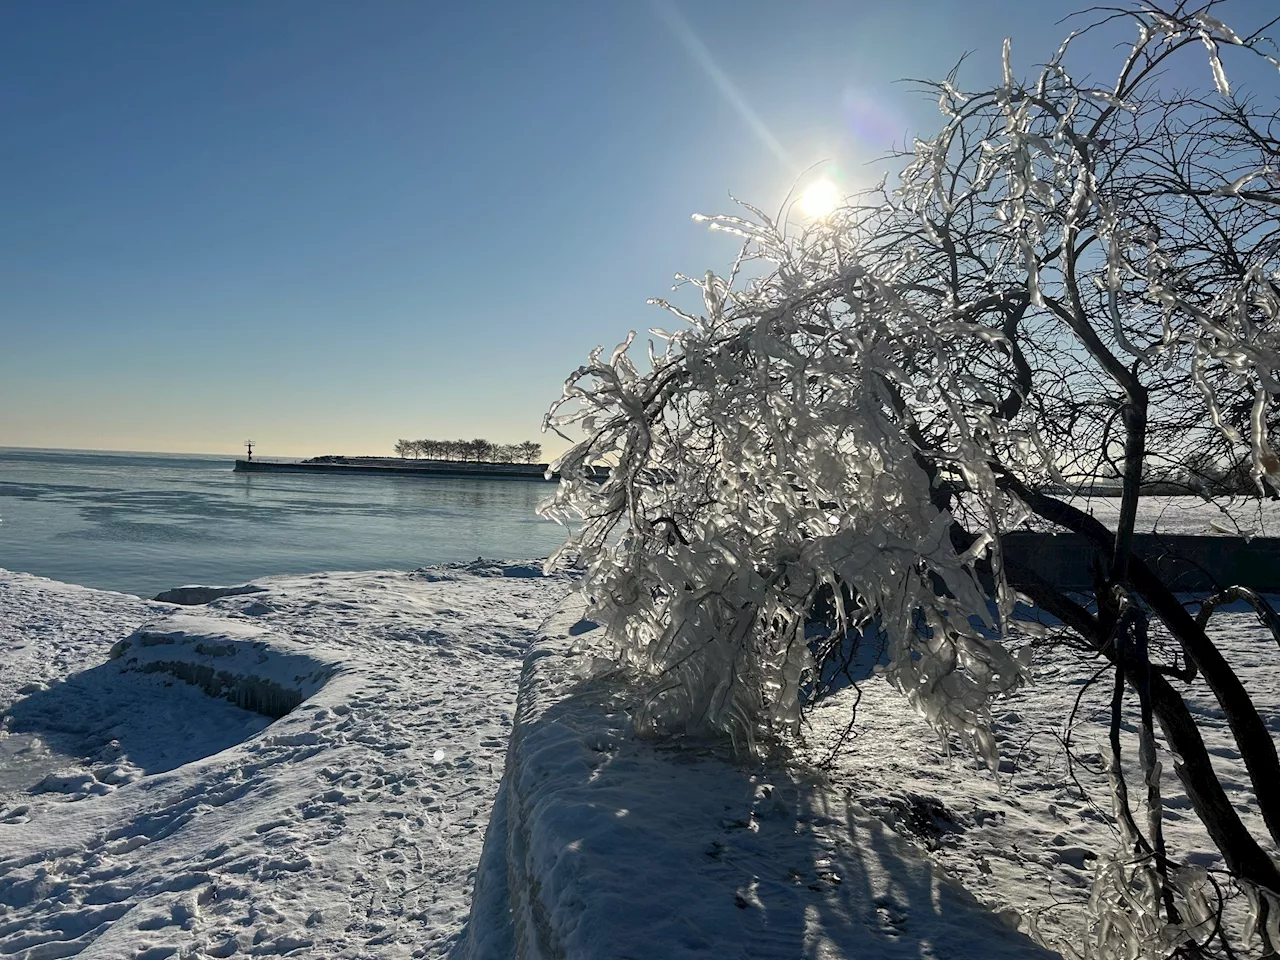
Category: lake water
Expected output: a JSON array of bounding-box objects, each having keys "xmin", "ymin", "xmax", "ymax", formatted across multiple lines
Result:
[{"xmin": 0, "ymin": 448, "xmax": 570, "ymax": 597}]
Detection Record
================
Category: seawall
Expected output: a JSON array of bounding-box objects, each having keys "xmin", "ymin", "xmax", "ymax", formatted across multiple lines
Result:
[{"xmin": 1002, "ymin": 531, "xmax": 1280, "ymax": 592}]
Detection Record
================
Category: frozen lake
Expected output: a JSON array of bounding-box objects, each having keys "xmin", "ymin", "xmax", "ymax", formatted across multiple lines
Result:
[
  {"xmin": 4, "ymin": 447, "xmax": 1279, "ymax": 598},
  {"xmin": 0, "ymin": 447, "xmax": 569, "ymax": 596}
]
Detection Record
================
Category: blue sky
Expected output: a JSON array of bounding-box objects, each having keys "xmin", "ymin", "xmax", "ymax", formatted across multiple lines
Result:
[{"xmin": 2, "ymin": 0, "xmax": 1275, "ymax": 457}]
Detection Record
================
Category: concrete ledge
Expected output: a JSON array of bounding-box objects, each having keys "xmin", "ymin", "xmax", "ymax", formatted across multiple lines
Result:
[
  {"xmin": 460, "ymin": 606, "xmax": 1056, "ymax": 960},
  {"xmin": 1002, "ymin": 532, "xmax": 1280, "ymax": 592}
]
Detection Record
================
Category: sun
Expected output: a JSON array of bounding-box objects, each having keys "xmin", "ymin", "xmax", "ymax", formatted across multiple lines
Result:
[{"xmin": 799, "ymin": 179, "xmax": 840, "ymax": 218}]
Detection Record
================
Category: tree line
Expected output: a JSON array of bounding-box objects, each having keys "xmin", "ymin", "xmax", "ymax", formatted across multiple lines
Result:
[{"xmin": 393, "ymin": 438, "xmax": 542, "ymax": 464}]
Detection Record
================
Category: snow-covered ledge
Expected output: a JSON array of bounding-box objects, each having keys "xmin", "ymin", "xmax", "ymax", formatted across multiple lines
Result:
[{"xmin": 461, "ymin": 605, "xmax": 1058, "ymax": 960}]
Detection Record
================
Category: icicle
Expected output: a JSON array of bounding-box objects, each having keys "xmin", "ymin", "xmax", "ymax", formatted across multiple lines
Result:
[{"xmin": 1201, "ymin": 34, "xmax": 1232, "ymax": 96}]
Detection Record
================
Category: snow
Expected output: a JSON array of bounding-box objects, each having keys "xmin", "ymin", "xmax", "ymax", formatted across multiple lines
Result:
[
  {"xmin": 3, "ymin": 560, "xmax": 1274, "ymax": 958},
  {"xmin": 0, "ymin": 563, "xmax": 568, "ymax": 958},
  {"xmin": 805, "ymin": 602, "xmax": 1280, "ymax": 953},
  {"xmin": 1067, "ymin": 495, "xmax": 1280, "ymax": 537}
]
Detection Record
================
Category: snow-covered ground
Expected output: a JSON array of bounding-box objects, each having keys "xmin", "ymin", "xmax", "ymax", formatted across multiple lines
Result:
[
  {"xmin": 1067, "ymin": 495, "xmax": 1280, "ymax": 537},
  {"xmin": 3, "ymin": 559, "xmax": 1275, "ymax": 958},
  {"xmin": 806, "ymin": 605, "xmax": 1280, "ymax": 955},
  {"xmin": 0, "ymin": 562, "xmax": 569, "ymax": 958}
]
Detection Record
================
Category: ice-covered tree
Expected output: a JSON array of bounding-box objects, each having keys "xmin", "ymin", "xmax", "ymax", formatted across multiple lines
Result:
[{"xmin": 544, "ymin": 3, "xmax": 1280, "ymax": 955}]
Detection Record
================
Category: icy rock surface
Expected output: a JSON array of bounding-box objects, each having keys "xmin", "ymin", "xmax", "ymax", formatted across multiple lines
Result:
[
  {"xmin": 0, "ymin": 562, "xmax": 567, "ymax": 959},
  {"xmin": 462, "ymin": 604, "xmax": 1056, "ymax": 960},
  {"xmin": 153, "ymin": 584, "xmax": 267, "ymax": 605}
]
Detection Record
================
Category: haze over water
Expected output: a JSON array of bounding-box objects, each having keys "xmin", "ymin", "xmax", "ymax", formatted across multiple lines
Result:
[{"xmin": 0, "ymin": 448, "xmax": 568, "ymax": 597}]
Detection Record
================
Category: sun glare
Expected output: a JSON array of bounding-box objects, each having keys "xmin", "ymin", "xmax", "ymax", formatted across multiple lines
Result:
[{"xmin": 800, "ymin": 179, "xmax": 840, "ymax": 218}]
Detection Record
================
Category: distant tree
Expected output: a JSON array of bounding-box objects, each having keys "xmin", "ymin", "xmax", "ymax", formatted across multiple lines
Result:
[{"xmin": 396, "ymin": 437, "xmax": 541, "ymax": 464}]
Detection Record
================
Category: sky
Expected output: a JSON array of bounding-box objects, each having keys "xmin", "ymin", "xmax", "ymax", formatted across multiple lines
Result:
[{"xmin": 2, "ymin": 0, "xmax": 1277, "ymax": 458}]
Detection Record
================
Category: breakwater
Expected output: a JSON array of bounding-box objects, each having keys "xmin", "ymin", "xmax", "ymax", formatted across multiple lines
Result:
[{"xmin": 235, "ymin": 457, "xmax": 557, "ymax": 481}]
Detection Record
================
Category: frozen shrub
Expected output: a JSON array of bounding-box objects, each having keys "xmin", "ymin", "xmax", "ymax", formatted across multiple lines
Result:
[{"xmin": 545, "ymin": 4, "xmax": 1280, "ymax": 956}]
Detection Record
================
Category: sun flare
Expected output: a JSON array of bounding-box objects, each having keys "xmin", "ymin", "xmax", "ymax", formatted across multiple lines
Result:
[{"xmin": 799, "ymin": 179, "xmax": 840, "ymax": 218}]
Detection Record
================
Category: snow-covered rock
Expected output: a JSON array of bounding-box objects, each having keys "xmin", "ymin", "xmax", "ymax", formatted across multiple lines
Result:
[
  {"xmin": 462, "ymin": 604, "xmax": 1057, "ymax": 959},
  {"xmin": 109, "ymin": 613, "xmax": 339, "ymax": 717},
  {"xmin": 153, "ymin": 584, "xmax": 267, "ymax": 605}
]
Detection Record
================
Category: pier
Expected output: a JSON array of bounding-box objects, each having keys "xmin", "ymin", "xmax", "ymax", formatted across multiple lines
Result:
[{"xmin": 234, "ymin": 456, "xmax": 558, "ymax": 481}]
